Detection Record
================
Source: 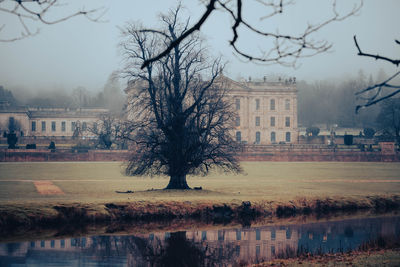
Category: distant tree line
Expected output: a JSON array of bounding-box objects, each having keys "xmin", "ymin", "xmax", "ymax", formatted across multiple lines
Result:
[
  {"xmin": 0, "ymin": 73, "xmax": 125, "ymax": 113},
  {"xmin": 297, "ymin": 70, "xmax": 386, "ymax": 129}
]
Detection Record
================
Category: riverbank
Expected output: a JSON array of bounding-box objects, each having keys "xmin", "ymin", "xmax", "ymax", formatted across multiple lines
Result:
[
  {"xmin": 1, "ymin": 195, "xmax": 400, "ymax": 242},
  {"xmin": 255, "ymin": 249, "xmax": 400, "ymax": 267},
  {"xmin": 1, "ymin": 161, "xmax": 400, "ymax": 240}
]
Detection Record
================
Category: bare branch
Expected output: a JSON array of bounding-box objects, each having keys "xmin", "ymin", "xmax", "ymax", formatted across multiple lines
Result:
[
  {"xmin": 140, "ymin": 0, "xmax": 217, "ymax": 69},
  {"xmin": 355, "ymin": 71, "xmax": 400, "ymax": 113},
  {"xmin": 354, "ymin": 34, "xmax": 400, "ymax": 110},
  {"xmin": 0, "ymin": 0, "xmax": 105, "ymax": 42},
  {"xmin": 141, "ymin": 0, "xmax": 362, "ymax": 68},
  {"xmin": 354, "ymin": 35, "xmax": 400, "ymax": 67}
]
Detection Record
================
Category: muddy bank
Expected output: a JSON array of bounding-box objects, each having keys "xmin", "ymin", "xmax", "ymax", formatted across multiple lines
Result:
[
  {"xmin": 1, "ymin": 195, "xmax": 400, "ymax": 241},
  {"xmin": 254, "ymin": 249, "xmax": 400, "ymax": 267}
]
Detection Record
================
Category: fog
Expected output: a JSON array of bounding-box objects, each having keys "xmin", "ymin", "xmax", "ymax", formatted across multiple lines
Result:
[
  {"xmin": 3, "ymin": 73, "xmax": 125, "ymax": 113},
  {"xmin": 0, "ymin": 1, "xmax": 399, "ymax": 90},
  {"xmin": 0, "ymin": 0, "xmax": 399, "ymax": 123}
]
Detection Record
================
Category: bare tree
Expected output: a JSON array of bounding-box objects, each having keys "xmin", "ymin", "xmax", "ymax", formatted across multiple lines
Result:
[
  {"xmin": 0, "ymin": 0, "xmax": 105, "ymax": 42},
  {"xmin": 120, "ymin": 6, "xmax": 241, "ymax": 189},
  {"xmin": 7, "ymin": 116, "xmax": 21, "ymax": 133},
  {"xmin": 72, "ymin": 120, "xmax": 81, "ymax": 139},
  {"xmin": 88, "ymin": 113, "xmax": 125, "ymax": 149},
  {"xmin": 354, "ymin": 36, "xmax": 400, "ymax": 111},
  {"xmin": 376, "ymin": 98, "xmax": 400, "ymax": 144},
  {"xmin": 102, "ymin": 72, "xmax": 125, "ymax": 113},
  {"xmin": 140, "ymin": 0, "xmax": 362, "ymax": 69}
]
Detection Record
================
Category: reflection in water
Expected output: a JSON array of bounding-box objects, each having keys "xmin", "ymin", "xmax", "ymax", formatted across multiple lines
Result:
[{"xmin": 0, "ymin": 216, "xmax": 399, "ymax": 266}]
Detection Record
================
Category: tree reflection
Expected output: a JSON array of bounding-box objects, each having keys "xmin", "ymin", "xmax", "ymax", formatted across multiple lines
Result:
[{"xmin": 121, "ymin": 231, "xmax": 237, "ymax": 267}]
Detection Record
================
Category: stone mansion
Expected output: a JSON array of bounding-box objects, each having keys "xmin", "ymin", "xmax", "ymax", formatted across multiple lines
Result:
[
  {"xmin": 0, "ymin": 106, "xmax": 108, "ymax": 139},
  {"xmin": 1, "ymin": 76, "xmax": 298, "ymax": 144},
  {"xmin": 221, "ymin": 75, "xmax": 298, "ymax": 144},
  {"xmin": 125, "ymin": 75, "xmax": 298, "ymax": 145}
]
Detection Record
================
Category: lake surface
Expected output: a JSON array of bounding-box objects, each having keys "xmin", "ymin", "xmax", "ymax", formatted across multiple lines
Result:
[{"xmin": 1, "ymin": 215, "xmax": 399, "ymax": 266}]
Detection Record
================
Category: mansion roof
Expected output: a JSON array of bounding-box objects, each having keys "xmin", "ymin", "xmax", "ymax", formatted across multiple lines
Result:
[
  {"xmin": 125, "ymin": 75, "xmax": 297, "ymax": 94},
  {"xmin": 0, "ymin": 105, "xmax": 108, "ymax": 119},
  {"xmin": 215, "ymin": 75, "xmax": 297, "ymax": 93}
]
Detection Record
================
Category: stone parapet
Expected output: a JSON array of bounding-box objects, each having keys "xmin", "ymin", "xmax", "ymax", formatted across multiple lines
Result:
[{"xmin": 1, "ymin": 147, "xmax": 398, "ymax": 162}]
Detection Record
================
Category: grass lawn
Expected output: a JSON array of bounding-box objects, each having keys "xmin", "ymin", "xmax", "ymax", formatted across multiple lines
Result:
[{"xmin": 0, "ymin": 161, "xmax": 399, "ymax": 205}]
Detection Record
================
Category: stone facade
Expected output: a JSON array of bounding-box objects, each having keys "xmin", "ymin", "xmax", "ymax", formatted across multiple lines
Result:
[
  {"xmin": 125, "ymin": 75, "xmax": 299, "ymax": 145},
  {"xmin": 0, "ymin": 106, "xmax": 108, "ymax": 138},
  {"xmin": 219, "ymin": 76, "xmax": 298, "ymax": 144}
]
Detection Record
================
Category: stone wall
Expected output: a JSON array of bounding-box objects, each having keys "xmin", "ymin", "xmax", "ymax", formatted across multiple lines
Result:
[
  {"xmin": 0, "ymin": 149, "xmax": 130, "ymax": 162},
  {"xmin": 1, "ymin": 146, "xmax": 399, "ymax": 162}
]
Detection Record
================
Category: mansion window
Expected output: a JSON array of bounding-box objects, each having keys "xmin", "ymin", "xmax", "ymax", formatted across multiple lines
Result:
[
  {"xmin": 236, "ymin": 230, "xmax": 241, "ymax": 240},
  {"xmin": 255, "ymin": 131, "xmax": 260, "ymax": 144},
  {"xmin": 235, "ymin": 98, "xmax": 240, "ymax": 110},
  {"xmin": 202, "ymin": 231, "xmax": 207, "ymax": 241},
  {"xmin": 51, "ymin": 121, "xmax": 56, "ymax": 132},
  {"xmin": 255, "ymin": 99, "xmax": 260, "ymax": 110},
  {"xmin": 235, "ymin": 117, "xmax": 240, "ymax": 127},
  {"xmin": 82, "ymin": 122, "xmax": 87, "ymax": 131},
  {"xmin": 270, "ymin": 99, "xmax": 275, "ymax": 110},
  {"xmin": 270, "ymin": 116, "xmax": 275, "ymax": 127},
  {"xmin": 285, "ymin": 117, "xmax": 290, "ymax": 127},
  {"xmin": 61, "ymin": 121, "xmax": 66, "ymax": 132},
  {"xmin": 71, "ymin": 122, "xmax": 76, "ymax": 131},
  {"xmin": 31, "ymin": 121, "xmax": 36, "ymax": 132},
  {"xmin": 271, "ymin": 131, "xmax": 276, "ymax": 143},
  {"xmin": 285, "ymin": 99, "xmax": 290, "ymax": 110},
  {"xmin": 286, "ymin": 132, "xmax": 291, "ymax": 142},
  {"xmin": 41, "ymin": 121, "xmax": 46, "ymax": 132},
  {"xmin": 236, "ymin": 131, "xmax": 241, "ymax": 142},
  {"xmin": 255, "ymin": 116, "xmax": 260, "ymax": 126}
]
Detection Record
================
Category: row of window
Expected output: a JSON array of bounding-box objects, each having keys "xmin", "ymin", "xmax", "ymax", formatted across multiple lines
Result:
[
  {"xmin": 211, "ymin": 228, "xmax": 288, "ymax": 242},
  {"xmin": 30, "ymin": 238, "xmax": 87, "ymax": 249},
  {"xmin": 236, "ymin": 131, "xmax": 291, "ymax": 143},
  {"xmin": 31, "ymin": 121, "xmax": 87, "ymax": 132},
  {"xmin": 236, "ymin": 116, "xmax": 291, "ymax": 127},
  {"xmin": 235, "ymin": 98, "xmax": 291, "ymax": 111}
]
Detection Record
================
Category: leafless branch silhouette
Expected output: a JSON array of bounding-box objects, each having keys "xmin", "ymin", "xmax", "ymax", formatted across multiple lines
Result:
[
  {"xmin": 0, "ymin": 0, "xmax": 106, "ymax": 42},
  {"xmin": 354, "ymin": 35, "xmax": 400, "ymax": 112},
  {"xmin": 141, "ymin": 0, "xmax": 362, "ymax": 69}
]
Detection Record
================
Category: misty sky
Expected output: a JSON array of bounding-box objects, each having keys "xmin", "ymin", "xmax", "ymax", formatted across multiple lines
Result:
[{"xmin": 0, "ymin": 0, "xmax": 399, "ymax": 93}]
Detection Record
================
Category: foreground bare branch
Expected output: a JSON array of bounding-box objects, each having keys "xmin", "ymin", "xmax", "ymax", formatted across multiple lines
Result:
[
  {"xmin": 354, "ymin": 36, "xmax": 400, "ymax": 67},
  {"xmin": 141, "ymin": 0, "xmax": 362, "ymax": 69},
  {"xmin": 0, "ymin": 0, "xmax": 105, "ymax": 42},
  {"xmin": 354, "ymin": 35, "xmax": 400, "ymax": 111}
]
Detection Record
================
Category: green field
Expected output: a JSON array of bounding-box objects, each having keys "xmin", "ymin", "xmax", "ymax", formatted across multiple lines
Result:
[{"xmin": 0, "ymin": 161, "xmax": 399, "ymax": 205}]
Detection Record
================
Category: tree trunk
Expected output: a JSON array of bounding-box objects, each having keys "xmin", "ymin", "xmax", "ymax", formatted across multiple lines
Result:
[{"xmin": 165, "ymin": 175, "xmax": 190, "ymax": 189}]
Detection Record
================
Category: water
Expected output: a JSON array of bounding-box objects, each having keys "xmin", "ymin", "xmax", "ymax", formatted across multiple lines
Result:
[{"xmin": 1, "ymin": 215, "xmax": 399, "ymax": 266}]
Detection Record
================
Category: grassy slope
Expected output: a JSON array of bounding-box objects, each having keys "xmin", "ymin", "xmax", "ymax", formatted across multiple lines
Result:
[
  {"xmin": 0, "ymin": 161, "xmax": 399, "ymax": 204},
  {"xmin": 0, "ymin": 161, "xmax": 399, "ymax": 231}
]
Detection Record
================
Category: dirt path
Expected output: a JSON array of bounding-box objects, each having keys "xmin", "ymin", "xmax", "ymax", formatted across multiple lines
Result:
[{"xmin": 33, "ymin": 181, "xmax": 65, "ymax": 195}]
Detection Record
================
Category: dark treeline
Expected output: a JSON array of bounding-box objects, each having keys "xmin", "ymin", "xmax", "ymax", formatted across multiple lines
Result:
[
  {"xmin": 297, "ymin": 70, "xmax": 386, "ymax": 129},
  {"xmin": 1, "ymin": 73, "xmax": 125, "ymax": 113}
]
